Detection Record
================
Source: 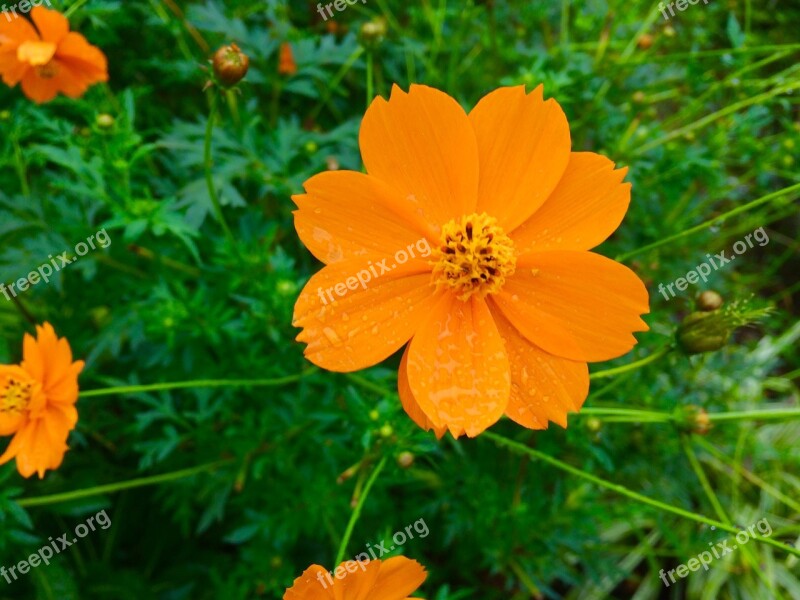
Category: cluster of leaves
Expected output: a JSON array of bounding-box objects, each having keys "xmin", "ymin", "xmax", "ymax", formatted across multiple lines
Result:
[{"xmin": 0, "ymin": 0, "xmax": 798, "ymax": 598}]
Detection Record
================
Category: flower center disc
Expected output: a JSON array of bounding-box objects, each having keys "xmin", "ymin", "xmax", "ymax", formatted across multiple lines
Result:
[
  {"xmin": 1, "ymin": 374, "xmax": 32, "ymax": 412},
  {"xmin": 433, "ymin": 213, "xmax": 516, "ymax": 300}
]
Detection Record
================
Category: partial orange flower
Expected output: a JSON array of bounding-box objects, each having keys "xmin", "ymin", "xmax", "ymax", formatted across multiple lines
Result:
[
  {"xmin": 278, "ymin": 41, "xmax": 297, "ymax": 76},
  {"xmin": 0, "ymin": 323, "xmax": 84, "ymax": 478},
  {"xmin": 292, "ymin": 84, "xmax": 650, "ymax": 438},
  {"xmin": 0, "ymin": 6, "xmax": 108, "ymax": 103},
  {"xmin": 284, "ymin": 557, "xmax": 426, "ymax": 599}
]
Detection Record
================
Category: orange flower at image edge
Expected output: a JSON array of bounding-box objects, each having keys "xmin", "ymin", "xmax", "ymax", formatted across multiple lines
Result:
[
  {"xmin": 285, "ymin": 557, "xmax": 426, "ymax": 600},
  {"xmin": 0, "ymin": 323, "xmax": 84, "ymax": 478},
  {"xmin": 0, "ymin": 6, "xmax": 108, "ymax": 103},
  {"xmin": 293, "ymin": 84, "xmax": 650, "ymax": 438}
]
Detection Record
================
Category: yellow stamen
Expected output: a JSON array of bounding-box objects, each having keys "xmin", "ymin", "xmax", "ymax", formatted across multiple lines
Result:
[
  {"xmin": 0, "ymin": 374, "xmax": 33, "ymax": 415},
  {"xmin": 432, "ymin": 213, "xmax": 516, "ymax": 300}
]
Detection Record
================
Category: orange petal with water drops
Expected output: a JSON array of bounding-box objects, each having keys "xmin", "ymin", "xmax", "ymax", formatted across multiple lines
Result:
[
  {"xmin": 511, "ymin": 152, "xmax": 631, "ymax": 253},
  {"xmin": 293, "ymin": 259, "xmax": 435, "ymax": 372},
  {"xmin": 359, "ymin": 84, "xmax": 479, "ymax": 229},
  {"xmin": 496, "ymin": 251, "xmax": 649, "ymax": 362},
  {"xmin": 369, "ymin": 557, "xmax": 427, "ymax": 600},
  {"xmin": 489, "ymin": 301, "xmax": 589, "ymax": 429},
  {"xmin": 406, "ymin": 294, "xmax": 510, "ymax": 438},
  {"xmin": 283, "ymin": 564, "xmax": 335, "ymax": 600},
  {"xmin": 31, "ymin": 5, "xmax": 69, "ymax": 44},
  {"xmin": 469, "ymin": 85, "xmax": 571, "ymax": 232},
  {"xmin": 398, "ymin": 345, "xmax": 447, "ymax": 438},
  {"xmin": 293, "ymin": 170, "xmax": 436, "ymax": 265}
]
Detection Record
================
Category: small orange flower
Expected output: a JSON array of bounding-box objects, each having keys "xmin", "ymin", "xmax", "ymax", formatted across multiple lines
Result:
[
  {"xmin": 0, "ymin": 323, "xmax": 84, "ymax": 478},
  {"xmin": 284, "ymin": 557, "xmax": 426, "ymax": 599},
  {"xmin": 279, "ymin": 41, "xmax": 297, "ymax": 76},
  {"xmin": 292, "ymin": 84, "xmax": 650, "ymax": 438},
  {"xmin": 0, "ymin": 6, "xmax": 108, "ymax": 103}
]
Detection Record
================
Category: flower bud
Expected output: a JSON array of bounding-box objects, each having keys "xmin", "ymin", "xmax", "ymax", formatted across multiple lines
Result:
[
  {"xmin": 278, "ymin": 42, "xmax": 297, "ymax": 76},
  {"xmin": 637, "ymin": 34, "xmax": 654, "ymax": 50},
  {"xmin": 96, "ymin": 113, "xmax": 115, "ymax": 129},
  {"xmin": 677, "ymin": 299, "xmax": 771, "ymax": 355},
  {"xmin": 360, "ymin": 17, "xmax": 387, "ymax": 47},
  {"xmin": 212, "ymin": 43, "xmax": 249, "ymax": 87},
  {"xmin": 696, "ymin": 290, "xmax": 723, "ymax": 312},
  {"xmin": 674, "ymin": 405, "xmax": 712, "ymax": 435},
  {"xmin": 397, "ymin": 451, "xmax": 414, "ymax": 469}
]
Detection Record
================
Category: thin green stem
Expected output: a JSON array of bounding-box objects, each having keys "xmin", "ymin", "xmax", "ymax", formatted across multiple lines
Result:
[
  {"xmin": 12, "ymin": 136, "xmax": 30, "ymax": 197},
  {"xmin": 334, "ymin": 456, "xmax": 387, "ymax": 567},
  {"xmin": 483, "ymin": 432, "xmax": 800, "ymax": 558},
  {"xmin": 80, "ymin": 370, "xmax": 315, "ymax": 398},
  {"xmin": 18, "ymin": 460, "xmax": 230, "ymax": 507},
  {"xmin": 64, "ymin": 0, "xmax": 90, "ymax": 19},
  {"xmin": 616, "ymin": 182, "xmax": 800, "ymax": 261},
  {"xmin": 682, "ymin": 437, "xmax": 778, "ymax": 595},
  {"xmin": 366, "ymin": 50, "xmax": 374, "ymax": 110},
  {"xmin": 590, "ymin": 345, "xmax": 673, "ymax": 380},
  {"xmin": 706, "ymin": 408, "xmax": 800, "ymax": 422},
  {"xmin": 204, "ymin": 91, "xmax": 235, "ymax": 245}
]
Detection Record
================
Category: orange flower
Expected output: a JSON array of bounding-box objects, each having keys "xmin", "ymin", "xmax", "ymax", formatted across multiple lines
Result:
[
  {"xmin": 292, "ymin": 84, "xmax": 650, "ymax": 438},
  {"xmin": 284, "ymin": 557, "xmax": 426, "ymax": 599},
  {"xmin": 278, "ymin": 41, "xmax": 297, "ymax": 76},
  {"xmin": 0, "ymin": 6, "xmax": 108, "ymax": 103},
  {"xmin": 0, "ymin": 323, "xmax": 84, "ymax": 478}
]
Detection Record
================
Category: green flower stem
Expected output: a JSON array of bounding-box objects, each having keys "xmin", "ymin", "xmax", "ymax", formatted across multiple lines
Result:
[
  {"xmin": 634, "ymin": 79, "xmax": 800, "ymax": 155},
  {"xmin": 694, "ymin": 437, "xmax": 800, "ymax": 515},
  {"xmin": 80, "ymin": 370, "xmax": 316, "ymax": 398},
  {"xmin": 17, "ymin": 460, "xmax": 230, "ymax": 508},
  {"xmin": 706, "ymin": 408, "xmax": 800, "ymax": 422},
  {"xmin": 589, "ymin": 345, "xmax": 673, "ymax": 380},
  {"xmin": 334, "ymin": 455, "xmax": 387, "ymax": 567},
  {"xmin": 64, "ymin": 0, "xmax": 90, "ymax": 19},
  {"xmin": 204, "ymin": 91, "xmax": 235, "ymax": 245},
  {"xmin": 616, "ymin": 181, "xmax": 800, "ymax": 261},
  {"xmin": 682, "ymin": 437, "xmax": 777, "ymax": 595},
  {"xmin": 577, "ymin": 407, "xmax": 800, "ymax": 424},
  {"xmin": 484, "ymin": 431, "xmax": 800, "ymax": 558}
]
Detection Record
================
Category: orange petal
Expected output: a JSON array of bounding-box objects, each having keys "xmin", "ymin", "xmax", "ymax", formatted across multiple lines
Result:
[
  {"xmin": 293, "ymin": 260, "xmax": 435, "ymax": 372},
  {"xmin": 406, "ymin": 294, "xmax": 510, "ymax": 438},
  {"xmin": 495, "ymin": 251, "xmax": 649, "ymax": 362},
  {"xmin": 0, "ymin": 13, "xmax": 39, "ymax": 46},
  {"xmin": 469, "ymin": 85, "xmax": 571, "ymax": 232},
  {"xmin": 0, "ymin": 415, "xmax": 69, "ymax": 479},
  {"xmin": 511, "ymin": 152, "xmax": 631, "ymax": 252},
  {"xmin": 332, "ymin": 560, "xmax": 381, "ymax": 600},
  {"xmin": 369, "ymin": 557, "xmax": 427, "ymax": 600},
  {"xmin": 398, "ymin": 346, "xmax": 447, "ymax": 438},
  {"xmin": 56, "ymin": 32, "xmax": 108, "ymax": 83},
  {"xmin": 293, "ymin": 170, "xmax": 436, "ymax": 265},
  {"xmin": 31, "ymin": 6, "xmax": 70, "ymax": 45},
  {"xmin": 0, "ymin": 365, "xmax": 32, "ymax": 436},
  {"xmin": 489, "ymin": 301, "xmax": 589, "ymax": 428},
  {"xmin": 359, "ymin": 84, "xmax": 479, "ymax": 228},
  {"xmin": 283, "ymin": 565, "xmax": 335, "ymax": 600}
]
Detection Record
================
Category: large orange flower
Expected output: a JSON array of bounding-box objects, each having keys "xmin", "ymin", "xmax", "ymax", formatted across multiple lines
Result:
[
  {"xmin": 0, "ymin": 323, "xmax": 84, "ymax": 478},
  {"xmin": 293, "ymin": 84, "xmax": 649, "ymax": 438},
  {"xmin": 284, "ymin": 557, "xmax": 426, "ymax": 599},
  {"xmin": 0, "ymin": 6, "xmax": 108, "ymax": 103}
]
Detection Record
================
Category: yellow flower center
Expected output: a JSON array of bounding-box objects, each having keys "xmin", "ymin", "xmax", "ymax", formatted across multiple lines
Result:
[
  {"xmin": 432, "ymin": 213, "xmax": 516, "ymax": 300},
  {"xmin": 0, "ymin": 373, "xmax": 33, "ymax": 415}
]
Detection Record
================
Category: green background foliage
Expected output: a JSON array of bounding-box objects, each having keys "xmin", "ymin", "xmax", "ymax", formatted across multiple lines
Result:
[{"xmin": 0, "ymin": 0, "xmax": 798, "ymax": 598}]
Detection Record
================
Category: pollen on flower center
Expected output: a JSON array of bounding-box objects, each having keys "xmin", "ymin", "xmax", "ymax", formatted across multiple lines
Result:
[
  {"xmin": 432, "ymin": 213, "xmax": 516, "ymax": 300},
  {"xmin": 0, "ymin": 374, "xmax": 33, "ymax": 415}
]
